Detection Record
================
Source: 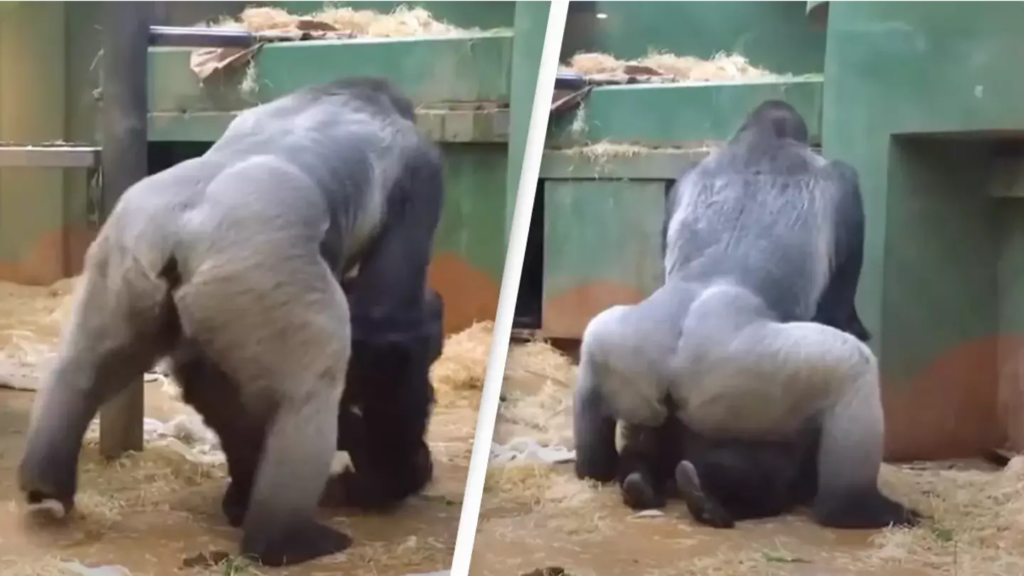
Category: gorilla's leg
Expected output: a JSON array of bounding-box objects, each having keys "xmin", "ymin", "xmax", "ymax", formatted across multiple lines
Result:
[
  {"xmin": 575, "ymin": 306, "xmax": 670, "ymax": 483},
  {"xmin": 790, "ymin": 422, "xmax": 821, "ymax": 508},
  {"xmin": 674, "ymin": 461, "xmax": 735, "ymax": 529},
  {"xmin": 617, "ymin": 423, "xmax": 668, "ymax": 510},
  {"xmin": 682, "ymin": 440, "xmax": 801, "ymax": 524},
  {"xmin": 808, "ymin": 345, "xmax": 922, "ymax": 529},
  {"xmin": 325, "ymin": 302, "xmax": 440, "ymax": 510},
  {"xmin": 670, "ymin": 285, "xmax": 921, "ymax": 530},
  {"xmin": 169, "ymin": 344, "xmax": 263, "ymax": 528},
  {"xmin": 678, "ymin": 297, "xmax": 920, "ymax": 530},
  {"xmin": 173, "ymin": 257, "xmax": 352, "ymax": 567},
  {"xmin": 19, "ymin": 249, "xmax": 175, "ymax": 513},
  {"xmin": 573, "ymin": 355, "xmax": 621, "ymax": 483},
  {"xmin": 326, "ymin": 148, "xmax": 444, "ymax": 511}
]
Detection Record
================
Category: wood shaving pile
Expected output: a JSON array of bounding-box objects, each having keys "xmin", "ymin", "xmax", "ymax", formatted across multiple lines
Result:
[{"xmin": 564, "ymin": 51, "xmax": 775, "ymax": 84}]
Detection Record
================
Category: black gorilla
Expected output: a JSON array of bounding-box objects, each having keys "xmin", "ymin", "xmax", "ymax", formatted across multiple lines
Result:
[{"xmin": 324, "ymin": 287, "xmax": 445, "ymax": 510}]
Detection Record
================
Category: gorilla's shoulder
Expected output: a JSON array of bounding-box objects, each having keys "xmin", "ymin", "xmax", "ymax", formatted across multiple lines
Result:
[{"xmin": 295, "ymin": 77, "xmax": 417, "ymax": 122}]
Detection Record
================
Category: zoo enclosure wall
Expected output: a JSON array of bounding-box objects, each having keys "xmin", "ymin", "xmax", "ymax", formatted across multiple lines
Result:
[
  {"xmin": 0, "ymin": 0, "xmax": 548, "ymax": 337},
  {"xmin": 521, "ymin": 0, "xmax": 1024, "ymax": 462}
]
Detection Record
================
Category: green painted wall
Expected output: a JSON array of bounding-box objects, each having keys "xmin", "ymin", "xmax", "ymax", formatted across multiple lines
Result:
[
  {"xmin": 882, "ymin": 140, "xmax": 998, "ymax": 382},
  {"xmin": 436, "ymin": 145, "xmax": 508, "ymax": 283},
  {"xmin": 0, "ymin": 1, "xmax": 72, "ymax": 282},
  {"xmin": 563, "ymin": 1, "xmax": 825, "ymax": 75},
  {"xmin": 0, "ymin": 0, "xmax": 532, "ymax": 298},
  {"xmin": 542, "ymin": 180, "xmax": 666, "ymax": 337},
  {"xmin": 823, "ymin": 1, "xmax": 1024, "ymax": 377},
  {"xmin": 822, "ymin": 1, "xmax": 1024, "ymax": 457}
]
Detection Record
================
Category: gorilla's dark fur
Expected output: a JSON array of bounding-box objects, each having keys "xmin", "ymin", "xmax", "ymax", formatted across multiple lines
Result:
[
  {"xmin": 618, "ymin": 407, "xmax": 820, "ymax": 529},
  {"xmin": 18, "ymin": 77, "xmax": 444, "ymax": 566},
  {"xmin": 574, "ymin": 99, "xmax": 921, "ymax": 530},
  {"xmin": 324, "ymin": 287, "xmax": 445, "ymax": 510}
]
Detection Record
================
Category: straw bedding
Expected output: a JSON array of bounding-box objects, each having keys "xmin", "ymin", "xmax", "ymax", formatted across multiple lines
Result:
[
  {"xmin": 189, "ymin": 5, "xmax": 503, "ymax": 84},
  {"xmin": 485, "ymin": 338, "xmax": 1024, "ymax": 575},
  {"xmin": 0, "ymin": 279, "xmax": 486, "ymax": 575},
  {"xmin": 564, "ymin": 51, "xmax": 776, "ymax": 84}
]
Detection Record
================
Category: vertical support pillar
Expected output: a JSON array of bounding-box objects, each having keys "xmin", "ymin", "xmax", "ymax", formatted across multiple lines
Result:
[
  {"xmin": 98, "ymin": 1, "xmax": 153, "ymax": 459},
  {"xmin": 505, "ymin": 1, "xmax": 550, "ymax": 250}
]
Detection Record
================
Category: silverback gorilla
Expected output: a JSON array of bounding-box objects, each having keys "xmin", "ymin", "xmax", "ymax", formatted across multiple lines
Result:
[
  {"xmin": 574, "ymin": 100, "xmax": 921, "ymax": 530},
  {"xmin": 17, "ymin": 77, "xmax": 444, "ymax": 566}
]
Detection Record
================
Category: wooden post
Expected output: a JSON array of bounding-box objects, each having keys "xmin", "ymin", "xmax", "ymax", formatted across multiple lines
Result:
[{"xmin": 98, "ymin": 1, "xmax": 153, "ymax": 458}]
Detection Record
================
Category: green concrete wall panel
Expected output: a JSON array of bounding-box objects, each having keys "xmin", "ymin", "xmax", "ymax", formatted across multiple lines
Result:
[
  {"xmin": 540, "ymin": 149, "xmax": 709, "ymax": 181},
  {"xmin": 435, "ymin": 144, "xmax": 508, "ymax": 283},
  {"xmin": 148, "ymin": 33, "xmax": 514, "ymax": 115},
  {"xmin": 0, "ymin": 1, "xmax": 69, "ymax": 279},
  {"xmin": 550, "ymin": 77, "xmax": 823, "ymax": 147},
  {"xmin": 824, "ymin": 1, "xmax": 1024, "ymax": 377},
  {"xmin": 883, "ymin": 140, "xmax": 998, "ymax": 382},
  {"xmin": 579, "ymin": 1, "xmax": 825, "ymax": 75},
  {"xmin": 542, "ymin": 180, "xmax": 665, "ymax": 336},
  {"xmin": 148, "ymin": 109, "xmax": 510, "ymax": 143},
  {"xmin": 506, "ymin": 1, "xmax": 549, "ymax": 241}
]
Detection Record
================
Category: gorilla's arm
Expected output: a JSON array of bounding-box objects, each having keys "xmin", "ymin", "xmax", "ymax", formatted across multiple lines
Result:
[
  {"xmin": 661, "ymin": 168, "xmax": 692, "ymax": 261},
  {"xmin": 333, "ymin": 144, "xmax": 446, "ymax": 508},
  {"xmin": 811, "ymin": 160, "xmax": 871, "ymax": 343}
]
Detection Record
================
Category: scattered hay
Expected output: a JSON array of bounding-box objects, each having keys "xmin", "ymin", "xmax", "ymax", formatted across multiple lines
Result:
[
  {"xmin": 484, "ymin": 462, "xmax": 603, "ymax": 512},
  {"xmin": 853, "ymin": 459, "xmax": 1024, "ymax": 575},
  {"xmin": 563, "ymin": 142, "xmax": 653, "ymax": 161},
  {"xmin": 193, "ymin": 5, "xmax": 492, "ymax": 84},
  {"xmin": 70, "ymin": 443, "xmax": 225, "ymax": 526},
  {"xmin": 566, "ymin": 50, "xmax": 775, "ymax": 84},
  {"xmin": 487, "ymin": 335, "xmax": 1024, "ymax": 574},
  {"xmin": 0, "ymin": 277, "xmax": 79, "ymax": 391},
  {"xmin": 496, "ymin": 340, "xmax": 575, "ymax": 446},
  {"xmin": 209, "ymin": 5, "xmax": 478, "ymax": 39},
  {"xmin": 0, "ymin": 558, "xmax": 96, "ymax": 576},
  {"xmin": 431, "ymin": 321, "xmax": 494, "ymax": 407},
  {"xmin": 560, "ymin": 141, "xmax": 720, "ymax": 162}
]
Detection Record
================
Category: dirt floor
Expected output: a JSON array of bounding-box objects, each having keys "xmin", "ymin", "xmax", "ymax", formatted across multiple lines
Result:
[
  {"xmin": 476, "ymin": 340, "xmax": 1024, "ymax": 576},
  {"xmin": 0, "ymin": 279, "xmax": 484, "ymax": 576}
]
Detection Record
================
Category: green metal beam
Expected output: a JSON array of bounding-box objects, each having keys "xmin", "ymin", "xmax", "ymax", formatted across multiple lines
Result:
[
  {"xmin": 549, "ymin": 75, "xmax": 824, "ymax": 147},
  {"xmin": 147, "ymin": 32, "xmax": 515, "ymax": 115},
  {"xmin": 539, "ymin": 148, "xmax": 711, "ymax": 181},
  {"xmin": 148, "ymin": 108, "xmax": 509, "ymax": 142},
  {"xmin": 505, "ymin": 1, "xmax": 550, "ymax": 245}
]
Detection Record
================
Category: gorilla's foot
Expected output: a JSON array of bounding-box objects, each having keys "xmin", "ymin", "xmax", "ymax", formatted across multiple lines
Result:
[
  {"xmin": 813, "ymin": 489, "xmax": 923, "ymax": 529},
  {"xmin": 19, "ymin": 456, "xmax": 77, "ymax": 519},
  {"xmin": 675, "ymin": 461, "xmax": 735, "ymax": 529},
  {"xmin": 621, "ymin": 471, "xmax": 666, "ymax": 510},
  {"xmin": 221, "ymin": 481, "xmax": 250, "ymax": 528},
  {"xmin": 241, "ymin": 521, "xmax": 352, "ymax": 567}
]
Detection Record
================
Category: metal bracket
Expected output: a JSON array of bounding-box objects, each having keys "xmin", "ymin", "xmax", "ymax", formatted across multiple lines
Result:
[{"xmin": 0, "ymin": 145, "xmax": 101, "ymax": 169}]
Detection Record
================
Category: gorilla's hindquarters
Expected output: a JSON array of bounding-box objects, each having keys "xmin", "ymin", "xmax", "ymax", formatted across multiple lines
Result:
[
  {"xmin": 18, "ymin": 240, "xmax": 178, "ymax": 515},
  {"xmin": 327, "ymin": 289, "xmax": 444, "ymax": 510},
  {"xmin": 676, "ymin": 285, "xmax": 910, "ymax": 527},
  {"xmin": 171, "ymin": 254, "xmax": 353, "ymax": 566}
]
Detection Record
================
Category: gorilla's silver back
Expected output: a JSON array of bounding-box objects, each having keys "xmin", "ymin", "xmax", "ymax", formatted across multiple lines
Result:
[{"xmin": 664, "ymin": 136, "xmax": 840, "ymax": 323}]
